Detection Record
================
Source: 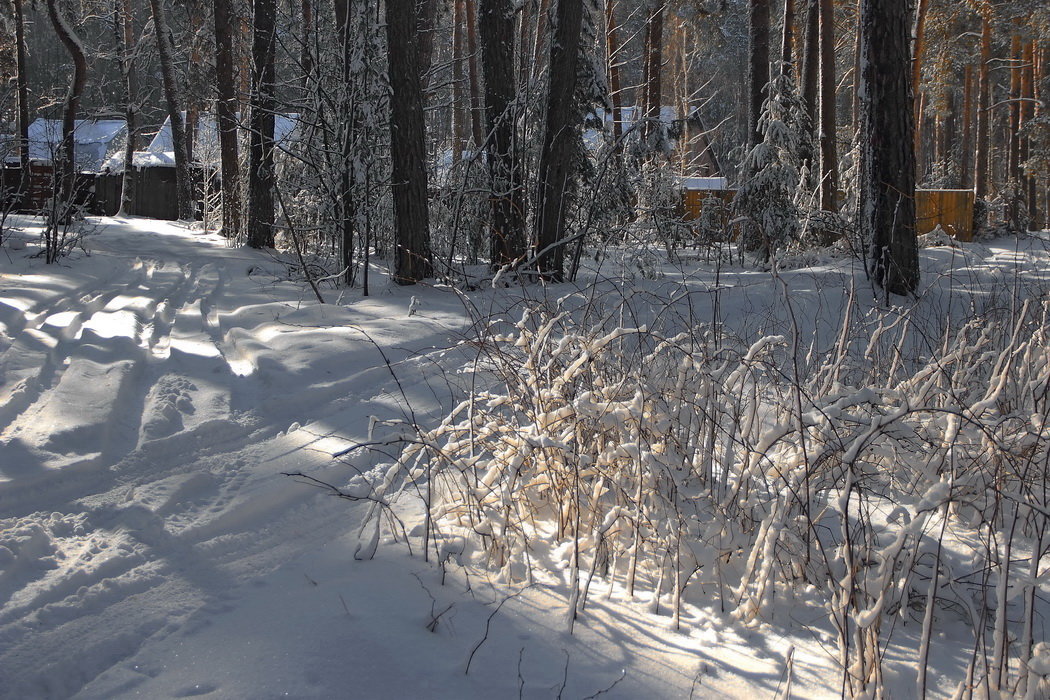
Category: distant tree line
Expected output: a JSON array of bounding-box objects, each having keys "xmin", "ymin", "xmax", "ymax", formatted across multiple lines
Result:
[{"xmin": 0, "ymin": 0, "xmax": 1046, "ymax": 294}]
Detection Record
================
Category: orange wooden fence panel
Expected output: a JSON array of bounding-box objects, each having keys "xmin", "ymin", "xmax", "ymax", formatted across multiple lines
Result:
[
  {"xmin": 915, "ymin": 189, "xmax": 974, "ymax": 241},
  {"xmin": 680, "ymin": 188, "xmax": 975, "ymax": 243}
]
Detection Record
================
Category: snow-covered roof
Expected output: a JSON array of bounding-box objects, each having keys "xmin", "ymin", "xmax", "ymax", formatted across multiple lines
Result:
[
  {"xmin": 114, "ymin": 113, "xmax": 300, "ymax": 169},
  {"xmin": 3, "ymin": 118, "xmax": 128, "ymax": 172},
  {"xmin": 680, "ymin": 176, "xmax": 729, "ymax": 191},
  {"xmin": 593, "ymin": 105, "xmax": 687, "ymax": 130},
  {"xmin": 583, "ymin": 106, "xmax": 702, "ymax": 151}
]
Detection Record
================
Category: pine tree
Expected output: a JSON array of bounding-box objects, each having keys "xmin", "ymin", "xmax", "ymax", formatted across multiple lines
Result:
[
  {"xmin": 860, "ymin": 0, "xmax": 918, "ymax": 296},
  {"xmin": 247, "ymin": 0, "xmax": 277, "ymax": 248},
  {"xmin": 387, "ymin": 0, "xmax": 433, "ymax": 283},
  {"xmin": 735, "ymin": 71, "xmax": 809, "ymax": 259}
]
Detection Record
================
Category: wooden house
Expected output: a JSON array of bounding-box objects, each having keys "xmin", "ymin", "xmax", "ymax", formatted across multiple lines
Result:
[{"xmin": 1, "ymin": 118, "xmax": 127, "ymax": 213}]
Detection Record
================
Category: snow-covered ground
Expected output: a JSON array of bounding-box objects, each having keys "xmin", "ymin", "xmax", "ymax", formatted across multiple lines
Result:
[{"xmin": 1, "ymin": 216, "xmax": 1048, "ymax": 699}]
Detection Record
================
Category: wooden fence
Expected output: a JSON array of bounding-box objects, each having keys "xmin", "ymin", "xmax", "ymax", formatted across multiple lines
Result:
[
  {"xmin": 93, "ymin": 168, "xmax": 181, "ymax": 220},
  {"xmin": 2, "ymin": 165, "xmax": 94, "ymax": 213},
  {"xmin": 915, "ymin": 189, "xmax": 974, "ymax": 241},
  {"xmin": 3, "ymin": 165, "xmax": 208, "ymax": 221},
  {"xmin": 681, "ymin": 187, "xmax": 976, "ymax": 242},
  {"xmin": 681, "ymin": 188, "xmax": 737, "ymax": 221}
]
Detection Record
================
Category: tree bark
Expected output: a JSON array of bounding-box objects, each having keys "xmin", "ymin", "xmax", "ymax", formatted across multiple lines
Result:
[
  {"xmin": 148, "ymin": 0, "xmax": 194, "ymax": 220},
  {"xmin": 116, "ymin": 0, "xmax": 139, "ymax": 215},
  {"xmin": 416, "ymin": 0, "xmax": 438, "ymax": 90},
  {"xmin": 480, "ymin": 0, "xmax": 526, "ymax": 265},
  {"xmin": 861, "ymin": 0, "xmax": 918, "ymax": 296},
  {"xmin": 452, "ymin": 0, "xmax": 468, "ymax": 161},
  {"xmin": 799, "ymin": 0, "xmax": 818, "ymax": 166},
  {"xmin": 1008, "ymin": 33, "xmax": 1022, "ymax": 185},
  {"xmin": 532, "ymin": 0, "xmax": 552, "ymax": 85},
  {"xmin": 46, "ymin": 0, "xmax": 88, "ymax": 216},
  {"xmin": 780, "ymin": 0, "xmax": 794, "ymax": 72},
  {"xmin": 642, "ymin": 1, "xmax": 665, "ymax": 146},
  {"xmin": 534, "ymin": 0, "xmax": 584, "ymax": 280},
  {"xmin": 605, "ymin": 0, "xmax": 624, "ymax": 142},
  {"xmin": 911, "ymin": 0, "xmax": 928, "ymax": 165},
  {"xmin": 247, "ymin": 0, "xmax": 277, "ymax": 248},
  {"xmin": 301, "ymin": 0, "xmax": 314, "ymax": 81},
  {"xmin": 386, "ymin": 0, "xmax": 432, "ymax": 283},
  {"xmin": 185, "ymin": 2, "xmax": 206, "ymax": 166},
  {"xmin": 818, "ymin": 0, "xmax": 837, "ymax": 210},
  {"xmin": 974, "ymin": 12, "xmax": 991, "ymax": 200},
  {"xmin": 333, "ymin": 0, "xmax": 356, "ymax": 285},
  {"xmin": 465, "ymin": 0, "xmax": 485, "ymax": 147},
  {"xmin": 11, "ymin": 0, "xmax": 30, "ymax": 174},
  {"xmin": 960, "ymin": 63, "xmax": 973, "ymax": 189},
  {"xmin": 1021, "ymin": 41, "xmax": 1037, "ymax": 229},
  {"xmin": 214, "ymin": 0, "xmax": 242, "ymax": 238},
  {"xmin": 748, "ymin": 0, "xmax": 771, "ymax": 150}
]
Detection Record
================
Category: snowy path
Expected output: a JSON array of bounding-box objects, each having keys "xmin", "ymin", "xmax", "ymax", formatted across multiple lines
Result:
[{"xmin": 0, "ymin": 219, "xmax": 468, "ymax": 698}]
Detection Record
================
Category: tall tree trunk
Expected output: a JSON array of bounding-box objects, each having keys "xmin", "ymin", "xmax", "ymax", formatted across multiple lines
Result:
[
  {"xmin": 642, "ymin": 1, "xmax": 665, "ymax": 146},
  {"xmin": 748, "ymin": 0, "xmax": 771, "ymax": 149},
  {"xmin": 185, "ymin": 3, "xmax": 206, "ymax": 166},
  {"xmin": 1006, "ymin": 30, "xmax": 1023, "ymax": 231},
  {"xmin": 861, "ymin": 0, "xmax": 918, "ymax": 296},
  {"xmin": 851, "ymin": 8, "xmax": 861, "ymax": 127},
  {"xmin": 672, "ymin": 18, "xmax": 688, "ymax": 173},
  {"xmin": 301, "ymin": 0, "xmax": 313, "ymax": 81},
  {"xmin": 416, "ymin": 0, "xmax": 438, "ymax": 90},
  {"xmin": 386, "ymin": 0, "xmax": 432, "ymax": 283},
  {"xmin": 116, "ymin": 0, "xmax": 139, "ymax": 215},
  {"xmin": 532, "ymin": 0, "xmax": 552, "ymax": 85},
  {"xmin": 780, "ymin": 0, "xmax": 794, "ymax": 72},
  {"xmin": 452, "ymin": 0, "xmax": 468, "ymax": 161},
  {"xmin": 480, "ymin": 0, "xmax": 526, "ymax": 265},
  {"xmin": 1021, "ymin": 41, "xmax": 1037, "ymax": 229},
  {"xmin": 911, "ymin": 0, "xmax": 928, "ymax": 165},
  {"xmin": 605, "ymin": 0, "xmax": 624, "ymax": 142},
  {"xmin": 46, "ymin": 0, "xmax": 88, "ymax": 219},
  {"xmin": 960, "ymin": 63, "xmax": 973, "ymax": 189},
  {"xmin": 247, "ymin": 0, "xmax": 277, "ymax": 248},
  {"xmin": 333, "ymin": 0, "xmax": 356, "ymax": 284},
  {"xmin": 974, "ymin": 11, "xmax": 991, "ymax": 200},
  {"xmin": 148, "ymin": 0, "xmax": 194, "ymax": 220},
  {"xmin": 818, "ymin": 0, "xmax": 837, "ymax": 210},
  {"xmin": 1008, "ymin": 32, "xmax": 1022, "ymax": 185},
  {"xmin": 799, "ymin": 0, "xmax": 818, "ymax": 167},
  {"xmin": 534, "ymin": 0, "xmax": 584, "ymax": 280},
  {"xmin": 214, "ymin": 0, "xmax": 242, "ymax": 238},
  {"xmin": 465, "ymin": 0, "xmax": 485, "ymax": 147},
  {"xmin": 12, "ymin": 0, "xmax": 30, "ymax": 175}
]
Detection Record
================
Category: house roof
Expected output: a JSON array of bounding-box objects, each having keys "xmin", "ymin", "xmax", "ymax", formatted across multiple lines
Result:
[
  {"xmin": 680, "ymin": 176, "xmax": 729, "ymax": 191},
  {"xmin": 3, "ymin": 118, "xmax": 128, "ymax": 173},
  {"xmin": 113, "ymin": 113, "xmax": 300, "ymax": 169}
]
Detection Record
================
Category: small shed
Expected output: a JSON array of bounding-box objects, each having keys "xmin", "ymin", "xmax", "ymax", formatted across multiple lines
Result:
[
  {"xmin": 680, "ymin": 177, "xmax": 734, "ymax": 220},
  {"xmin": 97, "ymin": 113, "xmax": 300, "ymax": 220},
  {"xmin": 916, "ymin": 189, "xmax": 974, "ymax": 242}
]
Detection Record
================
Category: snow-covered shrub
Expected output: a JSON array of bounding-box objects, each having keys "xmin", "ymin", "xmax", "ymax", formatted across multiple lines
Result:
[{"xmin": 356, "ymin": 289, "xmax": 1050, "ymax": 698}]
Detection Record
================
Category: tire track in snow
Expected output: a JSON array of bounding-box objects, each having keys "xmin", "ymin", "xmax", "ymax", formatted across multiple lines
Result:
[
  {"xmin": 0, "ymin": 260, "xmax": 205, "ymax": 505},
  {"xmin": 0, "ymin": 261, "xmax": 152, "ymax": 435},
  {"xmin": 0, "ymin": 252, "xmax": 254, "ymax": 697},
  {"xmin": 1, "ymin": 231, "xmax": 448, "ymax": 698}
]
